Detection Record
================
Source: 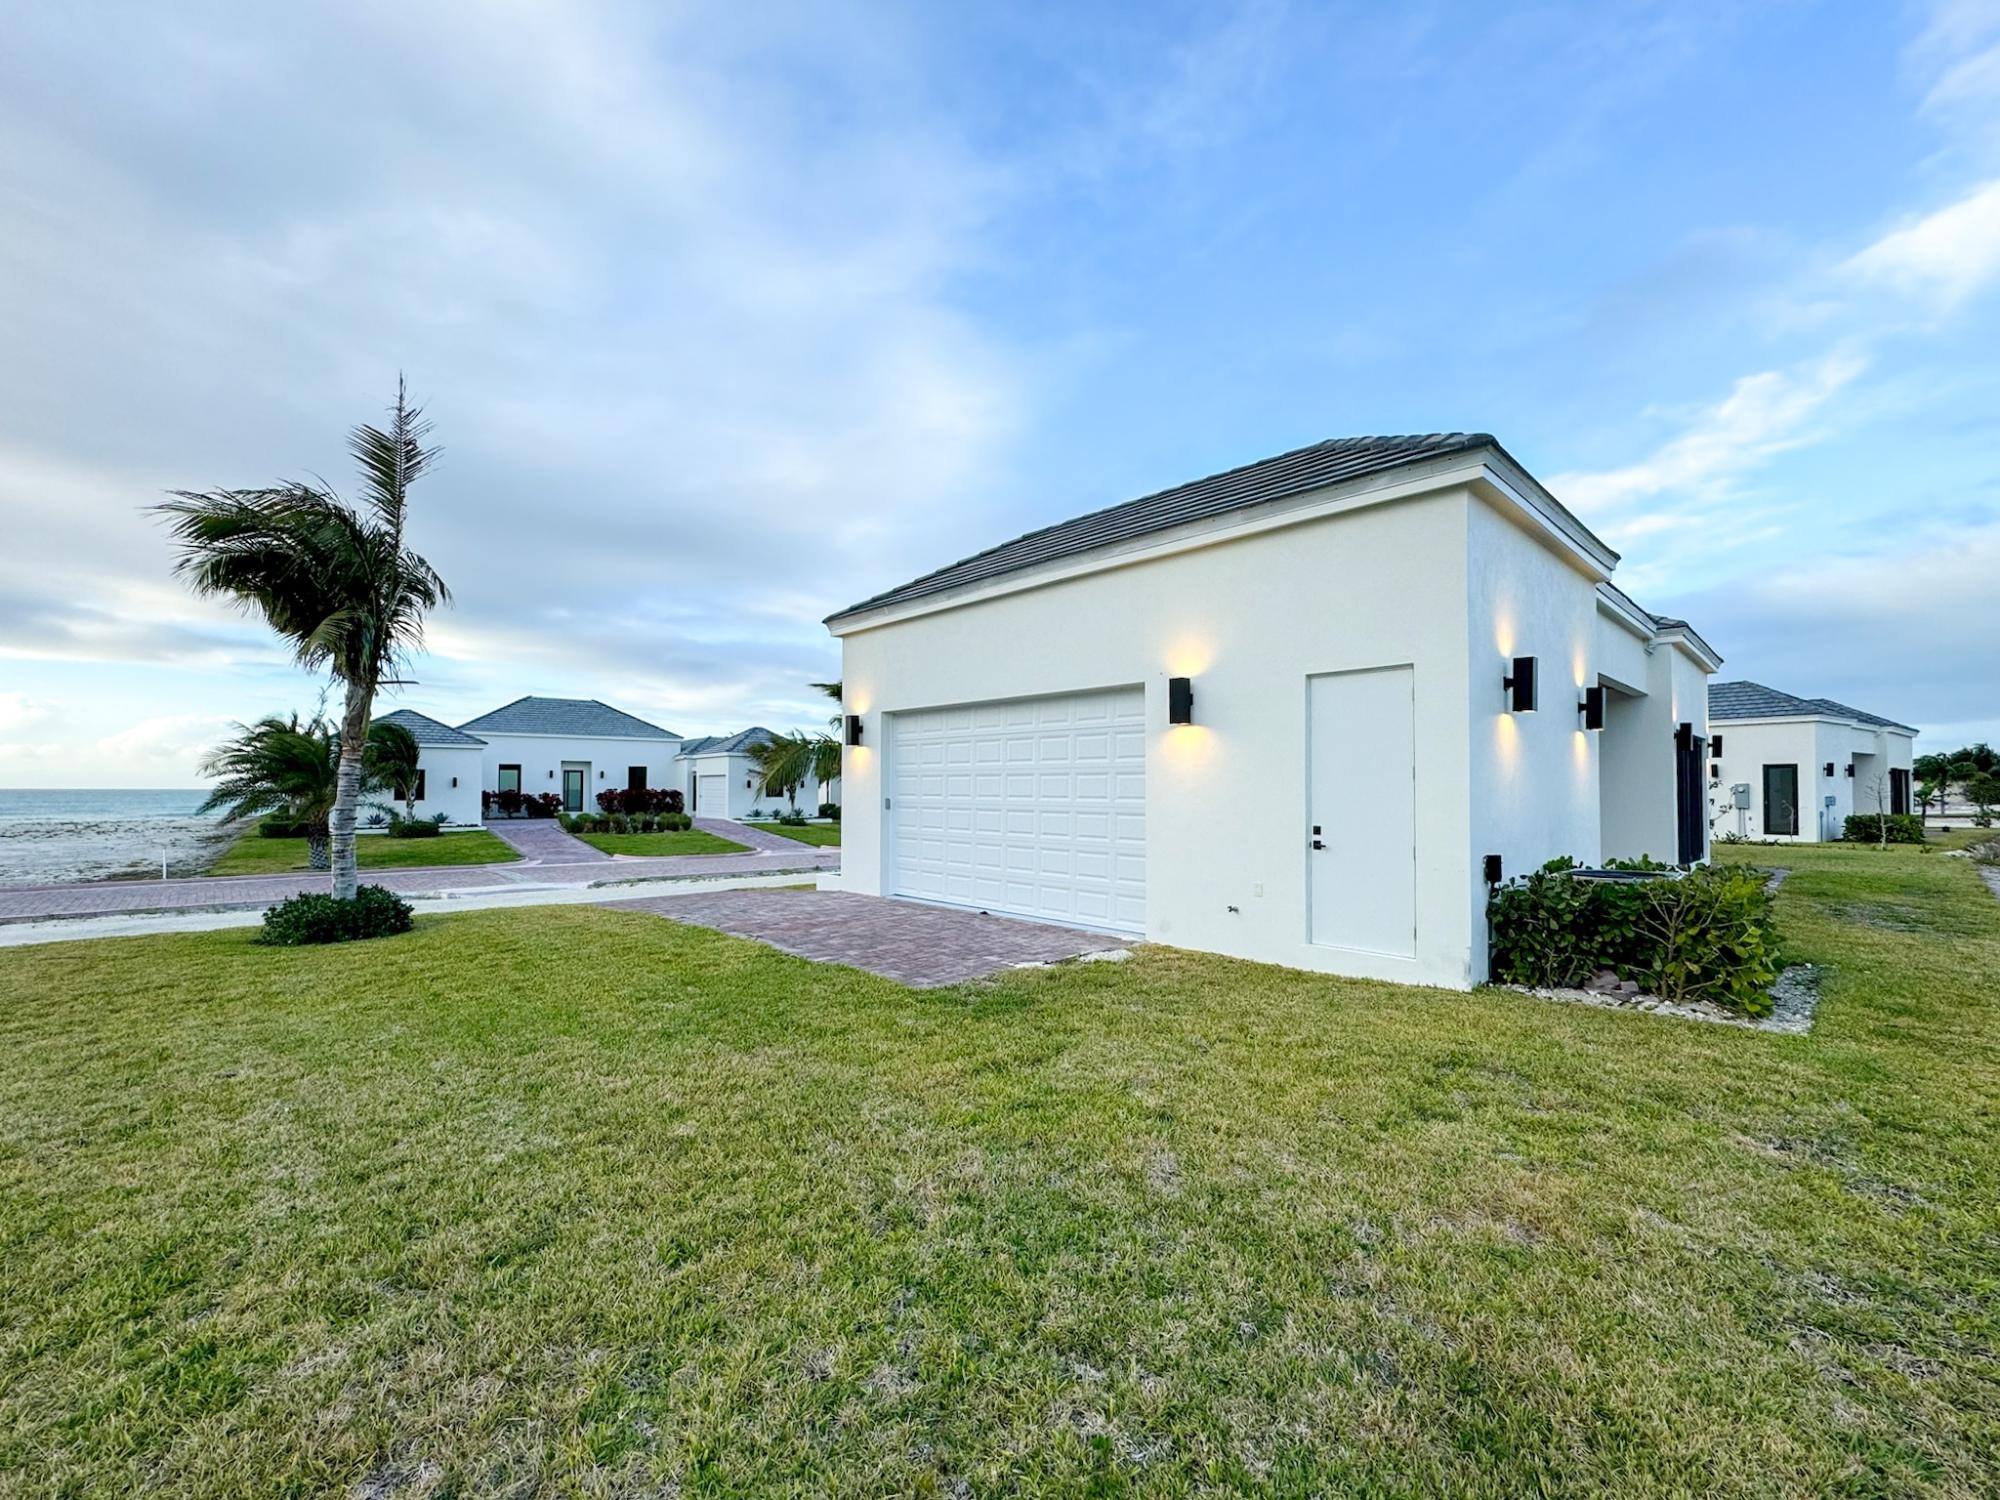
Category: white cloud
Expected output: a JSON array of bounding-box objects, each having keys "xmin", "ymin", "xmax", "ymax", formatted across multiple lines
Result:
[
  {"xmin": 1841, "ymin": 178, "xmax": 2000, "ymax": 308},
  {"xmin": 1549, "ymin": 352, "xmax": 1866, "ymax": 514}
]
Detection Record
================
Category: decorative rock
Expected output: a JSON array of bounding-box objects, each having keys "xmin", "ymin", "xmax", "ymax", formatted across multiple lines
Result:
[{"xmin": 1505, "ymin": 964, "xmax": 1821, "ymax": 1034}]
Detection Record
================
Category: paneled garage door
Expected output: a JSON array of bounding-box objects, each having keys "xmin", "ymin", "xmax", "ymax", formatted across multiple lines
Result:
[{"xmin": 889, "ymin": 687, "xmax": 1146, "ymax": 932}]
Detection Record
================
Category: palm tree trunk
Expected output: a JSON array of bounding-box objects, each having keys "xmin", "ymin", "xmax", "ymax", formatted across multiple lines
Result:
[{"xmin": 330, "ymin": 681, "xmax": 372, "ymax": 900}]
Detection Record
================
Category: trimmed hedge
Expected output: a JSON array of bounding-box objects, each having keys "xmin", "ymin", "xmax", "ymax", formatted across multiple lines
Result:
[
  {"xmin": 1489, "ymin": 858, "xmax": 1782, "ymax": 1016},
  {"xmin": 389, "ymin": 819, "xmax": 442, "ymax": 839},
  {"xmin": 259, "ymin": 885, "xmax": 414, "ymax": 946},
  {"xmin": 1843, "ymin": 814, "xmax": 1925, "ymax": 845},
  {"xmin": 258, "ymin": 819, "xmax": 312, "ymax": 839}
]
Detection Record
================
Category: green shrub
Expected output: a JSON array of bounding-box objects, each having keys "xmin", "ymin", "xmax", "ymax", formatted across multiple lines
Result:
[
  {"xmin": 1843, "ymin": 814, "xmax": 1925, "ymax": 844},
  {"xmin": 259, "ymin": 885, "xmax": 414, "ymax": 946},
  {"xmin": 819, "ymin": 802, "xmax": 840, "ymax": 821},
  {"xmin": 258, "ymin": 819, "xmax": 305, "ymax": 839},
  {"xmin": 777, "ymin": 809, "xmax": 808, "ymax": 826},
  {"xmin": 389, "ymin": 819, "xmax": 441, "ymax": 839},
  {"xmin": 1489, "ymin": 859, "xmax": 1782, "ymax": 1016}
]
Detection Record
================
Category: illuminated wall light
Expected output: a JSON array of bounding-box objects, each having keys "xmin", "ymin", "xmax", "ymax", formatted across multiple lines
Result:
[
  {"xmin": 1502, "ymin": 656, "xmax": 1538, "ymax": 713},
  {"xmin": 1167, "ymin": 676, "xmax": 1194, "ymax": 725},
  {"xmin": 1578, "ymin": 685, "xmax": 1606, "ymax": 731},
  {"xmin": 845, "ymin": 714, "xmax": 864, "ymax": 747}
]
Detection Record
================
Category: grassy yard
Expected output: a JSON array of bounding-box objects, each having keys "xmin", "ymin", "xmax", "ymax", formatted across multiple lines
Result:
[
  {"xmin": 0, "ymin": 845, "xmax": 1995, "ymax": 1495},
  {"xmin": 574, "ymin": 829, "xmax": 749, "ymax": 857},
  {"xmin": 205, "ymin": 828, "xmax": 521, "ymax": 876},
  {"xmin": 745, "ymin": 820, "xmax": 842, "ymax": 847}
]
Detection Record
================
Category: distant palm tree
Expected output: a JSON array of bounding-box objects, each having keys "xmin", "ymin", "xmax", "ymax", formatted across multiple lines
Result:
[
  {"xmin": 368, "ymin": 720, "xmax": 423, "ymax": 820},
  {"xmin": 197, "ymin": 714, "xmax": 399, "ymax": 870},
  {"xmin": 748, "ymin": 730, "xmax": 843, "ymax": 810},
  {"xmin": 158, "ymin": 380, "xmax": 450, "ymax": 899},
  {"xmin": 811, "ymin": 680, "xmax": 843, "ymax": 732}
]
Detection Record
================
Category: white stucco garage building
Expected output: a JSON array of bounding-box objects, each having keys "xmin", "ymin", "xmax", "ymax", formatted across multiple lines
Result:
[
  {"xmin": 824, "ymin": 433, "xmax": 1720, "ymax": 990},
  {"xmin": 1706, "ymin": 682, "xmax": 1917, "ymax": 842}
]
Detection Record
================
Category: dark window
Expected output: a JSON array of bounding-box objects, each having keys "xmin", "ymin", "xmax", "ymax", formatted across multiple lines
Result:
[
  {"xmin": 627, "ymin": 765, "xmax": 647, "ymax": 793},
  {"xmin": 497, "ymin": 764, "xmax": 521, "ymax": 795},
  {"xmin": 1891, "ymin": 768, "xmax": 1912, "ymax": 816},
  {"xmin": 1763, "ymin": 764, "xmax": 1800, "ymax": 836},
  {"xmin": 1675, "ymin": 724, "xmax": 1706, "ymax": 864}
]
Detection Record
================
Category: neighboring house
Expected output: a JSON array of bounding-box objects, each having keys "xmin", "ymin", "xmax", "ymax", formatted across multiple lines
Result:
[
  {"xmin": 824, "ymin": 432, "xmax": 1721, "ymax": 991},
  {"xmin": 369, "ymin": 709, "xmax": 485, "ymax": 827},
  {"xmin": 1707, "ymin": 682, "xmax": 1917, "ymax": 843},
  {"xmin": 677, "ymin": 727, "xmax": 835, "ymax": 819},
  {"xmin": 455, "ymin": 696, "xmax": 682, "ymax": 814}
]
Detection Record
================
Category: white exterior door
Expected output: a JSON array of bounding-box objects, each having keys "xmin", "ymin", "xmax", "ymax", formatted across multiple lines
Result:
[
  {"xmin": 888, "ymin": 687, "xmax": 1146, "ymax": 932},
  {"xmin": 1309, "ymin": 667, "xmax": 1416, "ymax": 957},
  {"xmin": 696, "ymin": 773, "xmax": 725, "ymax": 814}
]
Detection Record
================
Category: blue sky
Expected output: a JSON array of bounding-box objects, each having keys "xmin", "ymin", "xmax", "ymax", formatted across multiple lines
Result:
[{"xmin": 2, "ymin": 0, "xmax": 1996, "ymax": 785}]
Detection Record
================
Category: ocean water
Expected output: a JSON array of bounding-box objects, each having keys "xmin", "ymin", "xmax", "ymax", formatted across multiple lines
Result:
[{"xmin": 0, "ymin": 789, "xmax": 234, "ymax": 887}]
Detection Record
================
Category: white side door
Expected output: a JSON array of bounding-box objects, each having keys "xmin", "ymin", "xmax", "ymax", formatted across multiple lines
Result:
[{"xmin": 1308, "ymin": 667, "xmax": 1416, "ymax": 957}]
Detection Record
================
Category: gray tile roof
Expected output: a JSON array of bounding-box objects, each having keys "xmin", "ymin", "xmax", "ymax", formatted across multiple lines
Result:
[
  {"xmin": 1709, "ymin": 681, "xmax": 1916, "ymax": 734},
  {"xmin": 456, "ymin": 696, "xmax": 679, "ymax": 739},
  {"xmin": 827, "ymin": 432, "xmax": 1499, "ymax": 622},
  {"xmin": 372, "ymin": 709, "xmax": 486, "ymax": 748},
  {"xmin": 677, "ymin": 727, "xmax": 779, "ymax": 758}
]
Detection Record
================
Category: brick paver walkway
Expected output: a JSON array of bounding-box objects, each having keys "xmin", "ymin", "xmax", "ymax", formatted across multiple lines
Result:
[
  {"xmin": 608, "ymin": 888, "xmax": 1130, "ymax": 986},
  {"xmin": 694, "ymin": 817, "xmax": 826, "ymax": 854},
  {"xmin": 482, "ymin": 818, "xmax": 610, "ymax": 861},
  {"xmin": 0, "ymin": 845, "xmax": 839, "ymax": 923}
]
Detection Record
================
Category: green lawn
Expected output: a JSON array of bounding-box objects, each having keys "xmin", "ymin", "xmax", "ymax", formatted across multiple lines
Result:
[
  {"xmin": 204, "ymin": 827, "xmax": 520, "ymax": 876},
  {"xmin": 1, "ymin": 845, "xmax": 1996, "ymax": 1495},
  {"xmin": 574, "ymin": 829, "xmax": 749, "ymax": 857},
  {"xmin": 745, "ymin": 820, "xmax": 842, "ymax": 847}
]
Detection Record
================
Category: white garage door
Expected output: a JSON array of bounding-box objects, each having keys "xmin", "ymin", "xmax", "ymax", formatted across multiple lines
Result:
[
  {"xmin": 889, "ymin": 687, "xmax": 1146, "ymax": 932},
  {"xmin": 696, "ymin": 773, "xmax": 725, "ymax": 813}
]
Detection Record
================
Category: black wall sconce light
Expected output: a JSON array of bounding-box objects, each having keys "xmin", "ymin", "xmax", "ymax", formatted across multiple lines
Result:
[
  {"xmin": 844, "ymin": 714, "xmax": 864, "ymax": 747},
  {"xmin": 1503, "ymin": 656, "xmax": 1538, "ymax": 713},
  {"xmin": 1710, "ymin": 734, "xmax": 1723, "ymax": 756},
  {"xmin": 1482, "ymin": 853, "xmax": 1504, "ymax": 885},
  {"xmin": 1845, "ymin": 763, "xmax": 1856, "ymax": 778},
  {"xmin": 1825, "ymin": 762, "xmax": 1836, "ymax": 778},
  {"xmin": 548, "ymin": 769, "xmax": 555, "ymax": 780},
  {"xmin": 1578, "ymin": 685, "xmax": 1605, "ymax": 730},
  {"xmin": 1167, "ymin": 676, "xmax": 1194, "ymax": 725},
  {"xmin": 450, "ymin": 776, "xmax": 458, "ymax": 788}
]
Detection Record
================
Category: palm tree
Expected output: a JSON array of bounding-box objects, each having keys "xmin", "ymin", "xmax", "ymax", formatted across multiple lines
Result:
[
  {"xmin": 810, "ymin": 680, "xmax": 843, "ymax": 731},
  {"xmin": 750, "ymin": 730, "xmax": 843, "ymax": 809},
  {"xmin": 157, "ymin": 380, "xmax": 450, "ymax": 899},
  {"xmin": 198, "ymin": 715, "xmax": 410, "ymax": 869},
  {"xmin": 367, "ymin": 720, "xmax": 423, "ymax": 821}
]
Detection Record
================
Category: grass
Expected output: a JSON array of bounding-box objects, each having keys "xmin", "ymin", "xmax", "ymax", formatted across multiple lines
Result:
[
  {"xmin": 573, "ymin": 829, "xmax": 749, "ymax": 857},
  {"xmin": 0, "ymin": 846, "xmax": 1995, "ymax": 1495},
  {"xmin": 204, "ymin": 828, "xmax": 521, "ymax": 876},
  {"xmin": 745, "ymin": 820, "xmax": 842, "ymax": 847}
]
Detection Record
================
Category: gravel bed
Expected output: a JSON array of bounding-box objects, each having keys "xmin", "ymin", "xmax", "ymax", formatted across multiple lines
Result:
[{"xmin": 1506, "ymin": 963, "xmax": 1822, "ymax": 1034}]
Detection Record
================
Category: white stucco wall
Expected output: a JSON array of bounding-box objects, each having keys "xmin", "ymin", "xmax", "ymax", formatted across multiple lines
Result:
[
  {"xmin": 684, "ymin": 752, "xmax": 829, "ymax": 820},
  {"xmin": 473, "ymin": 733, "xmax": 682, "ymax": 810},
  {"xmin": 836, "ymin": 485, "xmax": 1645, "ymax": 990},
  {"xmin": 394, "ymin": 743, "xmax": 483, "ymax": 827}
]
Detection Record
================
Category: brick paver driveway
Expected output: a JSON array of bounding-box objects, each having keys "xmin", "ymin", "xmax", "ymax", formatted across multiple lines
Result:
[
  {"xmin": 482, "ymin": 818, "xmax": 610, "ymax": 861},
  {"xmin": 608, "ymin": 888, "xmax": 1131, "ymax": 986}
]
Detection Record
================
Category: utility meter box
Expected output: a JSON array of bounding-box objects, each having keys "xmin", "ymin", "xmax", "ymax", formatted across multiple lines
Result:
[{"xmin": 1731, "ymin": 783, "xmax": 1751, "ymax": 809}]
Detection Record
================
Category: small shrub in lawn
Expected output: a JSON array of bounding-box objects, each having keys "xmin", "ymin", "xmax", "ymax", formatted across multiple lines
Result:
[
  {"xmin": 610, "ymin": 813, "xmax": 631, "ymax": 834},
  {"xmin": 1844, "ymin": 814, "xmax": 1925, "ymax": 845},
  {"xmin": 1489, "ymin": 858, "xmax": 1782, "ymax": 1015},
  {"xmin": 819, "ymin": 802, "xmax": 840, "ymax": 821},
  {"xmin": 258, "ymin": 818, "xmax": 305, "ymax": 839},
  {"xmin": 389, "ymin": 819, "xmax": 441, "ymax": 839},
  {"xmin": 259, "ymin": 885, "xmax": 414, "ymax": 946},
  {"xmin": 777, "ymin": 809, "xmax": 808, "ymax": 826}
]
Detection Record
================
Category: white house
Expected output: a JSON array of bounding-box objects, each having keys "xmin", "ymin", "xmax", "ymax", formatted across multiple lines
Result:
[
  {"xmin": 678, "ymin": 727, "xmax": 835, "ymax": 819},
  {"xmin": 456, "ymin": 697, "xmax": 682, "ymax": 814},
  {"xmin": 370, "ymin": 709, "xmax": 486, "ymax": 827},
  {"xmin": 1707, "ymin": 682, "xmax": 1917, "ymax": 842},
  {"xmin": 823, "ymin": 432, "xmax": 1721, "ymax": 991}
]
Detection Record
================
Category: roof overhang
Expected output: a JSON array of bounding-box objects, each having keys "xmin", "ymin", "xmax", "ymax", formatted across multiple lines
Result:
[{"xmin": 828, "ymin": 443, "xmax": 1620, "ymax": 637}]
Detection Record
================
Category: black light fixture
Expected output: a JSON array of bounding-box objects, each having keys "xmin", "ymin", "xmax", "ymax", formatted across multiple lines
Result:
[
  {"xmin": 1167, "ymin": 676, "xmax": 1194, "ymax": 725},
  {"xmin": 844, "ymin": 713, "xmax": 863, "ymax": 747},
  {"xmin": 1503, "ymin": 656, "xmax": 1538, "ymax": 712},
  {"xmin": 1710, "ymin": 734, "xmax": 1723, "ymax": 756},
  {"xmin": 1825, "ymin": 762, "xmax": 1836, "ymax": 778},
  {"xmin": 1579, "ymin": 685, "xmax": 1606, "ymax": 730},
  {"xmin": 450, "ymin": 776, "xmax": 458, "ymax": 788},
  {"xmin": 1845, "ymin": 763, "xmax": 1856, "ymax": 778},
  {"xmin": 1482, "ymin": 853, "xmax": 1504, "ymax": 884}
]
